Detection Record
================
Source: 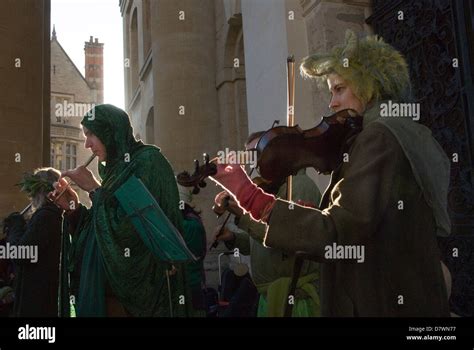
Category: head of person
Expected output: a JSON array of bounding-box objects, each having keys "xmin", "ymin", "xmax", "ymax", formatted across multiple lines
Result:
[
  {"xmin": 18, "ymin": 168, "xmax": 61, "ymax": 211},
  {"xmin": 82, "ymin": 126, "xmax": 107, "ymax": 162},
  {"xmin": 177, "ymin": 182, "xmax": 201, "ymax": 217},
  {"xmin": 81, "ymin": 104, "xmax": 140, "ymax": 170},
  {"xmin": 300, "ymin": 30, "xmax": 412, "ymax": 115},
  {"xmin": 178, "ymin": 183, "xmax": 193, "ymax": 207}
]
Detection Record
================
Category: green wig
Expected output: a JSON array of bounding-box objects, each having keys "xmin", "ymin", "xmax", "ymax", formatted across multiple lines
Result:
[{"xmin": 300, "ymin": 30, "xmax": 412, "ymax": 105}]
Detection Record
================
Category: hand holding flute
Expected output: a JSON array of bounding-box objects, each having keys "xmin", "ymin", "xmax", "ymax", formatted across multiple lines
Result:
[
  {"xmin": 60, "ymin": 153, "xmax": 99, "ymax": 192},
  {"xmin": 48, "ymin": 154, "xmax": 98, "ymax": 211}
]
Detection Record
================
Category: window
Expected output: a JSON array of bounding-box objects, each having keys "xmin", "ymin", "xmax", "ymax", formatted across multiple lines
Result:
[
  {"xmin": 66, "ymin": 143, "xmax": 77, "ymax": 170},
  {"xmin": 130, "ymin": 8, "xmax": 139, "ymax": 96},
  {"xmin": 51, "ymin": 142, "xmax": 77, "ymax": 171},
  {"xmin": 54, "ymin": 97, "xmax": 71, "ymax": 125},
  {"xmin": 142, "ymin": 0, "xmax": 151, "ymax": 56},
  {"xmin": 51, "ymin": 142, "xmax": 63, "ymax": 170},
  {"xmin": 50, "ymin": 146, "xmax": 55, "ymax": 166},
  {"xmin": 146, "ymin": 107, "xmax": 155, "ymax": 144}
]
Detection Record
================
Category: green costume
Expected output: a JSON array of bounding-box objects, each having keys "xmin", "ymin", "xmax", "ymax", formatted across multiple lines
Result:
[
  {"xmin": 181, "ymin": 215, "xmax": 207, "ymax": 317},
  {"xmin": 264, "ymin": 102, "xmax": 450, "ymax": 316},
  {"xmin": 226, "ymin": 171, "xmax": 322, "ymax": 317},
  {"xmin": 267, "ymin": 31, "xmax": 451, "ymax": 316},
  {"xmin": 182, "ymin": 217, "xmax": 206, "ymax": 291},
  {"xmin": 62, "ymin": 104, "xmax": 186, "ymax": 317}
]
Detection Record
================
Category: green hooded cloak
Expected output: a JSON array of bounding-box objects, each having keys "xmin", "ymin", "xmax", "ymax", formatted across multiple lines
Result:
[{"xmin": 63, "ymin": 104, "xmax": 186, "ymax": 317}]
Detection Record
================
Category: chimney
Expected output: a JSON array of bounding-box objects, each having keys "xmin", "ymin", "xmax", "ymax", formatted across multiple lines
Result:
[{"xmin": 84, "ymin": 36, "xmax": 104, "ymax": 104}]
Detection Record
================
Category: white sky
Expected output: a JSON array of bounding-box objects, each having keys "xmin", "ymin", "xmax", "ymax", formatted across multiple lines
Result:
[{"xmin": 51, "ymin": 0, "xmax": 125, "ymax": 109}]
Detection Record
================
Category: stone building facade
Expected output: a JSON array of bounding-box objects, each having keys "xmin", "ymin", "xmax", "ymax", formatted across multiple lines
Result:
[{"xmin": 50, "ymin": 29, "xmax": 102, "ymax": 206}]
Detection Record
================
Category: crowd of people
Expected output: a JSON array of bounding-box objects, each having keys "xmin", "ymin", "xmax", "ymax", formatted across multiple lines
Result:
[{"xmin": 1, "ymin": 31, "xmax": 452, "ymax": 317}]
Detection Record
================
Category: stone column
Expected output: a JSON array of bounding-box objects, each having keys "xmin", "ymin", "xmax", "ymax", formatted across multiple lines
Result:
[
  {"xmin": 150, "ymin": 0, "xmax": 220, "ymax": 241},
  {"xmin": 241, "ymin": 0, "xmax": 289, "ymax": 133},
  {"xmin": 0, "ymin": 0, "xmax": 50, "ymax": 223}
]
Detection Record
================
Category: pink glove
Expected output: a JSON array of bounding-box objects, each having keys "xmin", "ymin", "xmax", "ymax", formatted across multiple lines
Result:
[{"xmin": 210, "ymin": 163, "xmax": 276, "ymax": 222}]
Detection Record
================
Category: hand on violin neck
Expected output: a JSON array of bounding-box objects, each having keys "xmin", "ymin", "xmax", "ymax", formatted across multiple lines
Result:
[
  {"xmin": 213, "ymin": 191, "xmax": 244, "ymax": 217},
  {"xmin": 210, "ymin": 162, "xmax": 276, "ymax": 222},
  {"xmin": 213, "ymin": 191, "xmax": 230, "ymax": 215}
]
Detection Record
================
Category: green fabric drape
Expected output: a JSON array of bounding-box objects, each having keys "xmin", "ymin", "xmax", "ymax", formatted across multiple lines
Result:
[
  {"xmin": 181, "ymin": 216, "xmax": 207, "ymax": 317},
  {"xmin": 64, "ymin": 104, "xmax": 186, "ymax": 317},
  {"xmin": 181, "ymin": 217, "xmax": 206, "ymax": 291},
  {"xmin": 363, "ymin": 101, "xmax": 451, "ymax": 237}
]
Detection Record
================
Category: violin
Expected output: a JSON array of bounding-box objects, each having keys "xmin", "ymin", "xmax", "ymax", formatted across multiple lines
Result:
[
  {"xmin": 176, "ymin": 108, "xmax": 363, "ymax": 193},
  {"xmin": 255, "ymin": 108, "xmax": 363, "ymax": 183},
  {"xmin": 176, "ymin": 110, "xmax": 362, "ymax": 251}
]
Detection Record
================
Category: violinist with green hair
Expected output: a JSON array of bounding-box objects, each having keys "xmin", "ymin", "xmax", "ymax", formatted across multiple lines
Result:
[{"xmin": 209, "ymin": 31, "xmax": 451, "ymax": 317}]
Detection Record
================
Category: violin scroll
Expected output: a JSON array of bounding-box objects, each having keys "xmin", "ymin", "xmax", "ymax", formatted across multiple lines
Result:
[{"xmin": 177, "ymin": 153, "xmax": 217, "ymax": 194}]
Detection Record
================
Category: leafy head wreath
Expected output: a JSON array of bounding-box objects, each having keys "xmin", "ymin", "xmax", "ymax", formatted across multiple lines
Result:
[{"xmin": 17, "ymin": 172, "xmax": 55, "ymax": 198}]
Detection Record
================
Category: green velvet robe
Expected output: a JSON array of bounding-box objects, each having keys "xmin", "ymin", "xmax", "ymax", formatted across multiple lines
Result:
[{"xmin": 63, "ymin": 105, "xmax": 187, "ymax": 317}]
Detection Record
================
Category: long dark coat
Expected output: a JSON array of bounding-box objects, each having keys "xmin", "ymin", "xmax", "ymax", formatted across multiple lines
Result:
[
  {"xmin": 265, "ymin": 121, "xmax": 450, "ymax": 317},
  {"xmin": 7, "ymin": 202, "xmax": 62, "ymax": 317}
]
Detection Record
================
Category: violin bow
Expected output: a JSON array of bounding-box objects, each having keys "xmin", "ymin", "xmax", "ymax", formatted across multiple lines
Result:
[
  {"xmin": 210, "ymin": 166, "xmax": 256, "ymax": 250},
  {"xmin": 284, "ymin": 55, "xmax": 304, "ymax": 318},
  {"xmin": 286, "ymin": 55, "xmax": 296, "ymax": 202}
]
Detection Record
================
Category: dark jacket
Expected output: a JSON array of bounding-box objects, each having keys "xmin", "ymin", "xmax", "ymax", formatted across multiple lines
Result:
[
  {"xmin": 265, "ymin": 121, "xmax": 450, "ymax": 317},
  {"xmin": 6, "ymin": 202, "xmax": 62, "ymax": 317}
]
